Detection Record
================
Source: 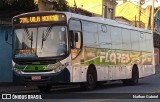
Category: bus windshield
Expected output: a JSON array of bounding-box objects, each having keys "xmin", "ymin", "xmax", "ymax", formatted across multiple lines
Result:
[{"xmin": 14, "ymin": 25, "xmax": 68, "ymax": 58}]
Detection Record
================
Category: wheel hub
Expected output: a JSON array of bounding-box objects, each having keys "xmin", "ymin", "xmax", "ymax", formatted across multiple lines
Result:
[{"xmin": 88, "ymin": 74, "xmax": 94, "ymax": 85}]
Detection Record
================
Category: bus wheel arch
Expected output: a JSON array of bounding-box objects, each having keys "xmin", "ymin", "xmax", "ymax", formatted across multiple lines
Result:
[
  {"xmin": 122, "ymin": 64, "xmax": 139, "ymax": 86},
  {"xmin": 80, "ymin": 64, "xmax": 97, "ymax": 90}
]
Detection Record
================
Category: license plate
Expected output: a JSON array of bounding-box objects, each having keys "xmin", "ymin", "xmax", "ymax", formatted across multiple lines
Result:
[{"xmin": 32, "ymin": 76, "xmax": 41, "ymax": 80}]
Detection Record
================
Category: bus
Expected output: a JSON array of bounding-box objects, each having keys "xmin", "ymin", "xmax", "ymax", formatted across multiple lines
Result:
[{"xmin": 6, "ymin": 11, "xmax": 155, "ymax": 92}]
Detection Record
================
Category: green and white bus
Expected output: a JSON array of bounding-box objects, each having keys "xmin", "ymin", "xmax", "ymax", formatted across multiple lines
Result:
[{"xmin": 8, "ymin": 11, "xmax": 155, "ymax": 92}]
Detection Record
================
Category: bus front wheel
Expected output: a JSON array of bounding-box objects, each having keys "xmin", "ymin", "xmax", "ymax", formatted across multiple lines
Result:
[{"xmin": 80, "ymin": 68, "xmax": 97, "ymax": 91}]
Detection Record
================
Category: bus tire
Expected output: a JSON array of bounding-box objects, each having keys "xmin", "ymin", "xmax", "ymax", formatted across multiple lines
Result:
[
  {"xmin": 80, "ymin": 67, "xmax": 97, "ymax": 91},
  {"xmin": 38, "ymin": 85, "xmax": 52, "ymax": 92},
  {"xmin": 122, "ymin": 66, "xmax": 139, "ymax": 86},
  {"xmin": 130, "ymin": 66, "xmax": 139, "ymax": 85}
]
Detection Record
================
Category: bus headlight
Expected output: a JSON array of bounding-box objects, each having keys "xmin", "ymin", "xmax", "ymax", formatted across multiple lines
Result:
[
  {"xmin": 12, "ymin": 61, "xmax": 15, "ymax": 68},
  {"xmin": 13, "ymin": 68, "xmax": 22, "ymax": 74},
  {"xmin": 13, "ymin": 63, "xmax": 22, "ymax": 74}
]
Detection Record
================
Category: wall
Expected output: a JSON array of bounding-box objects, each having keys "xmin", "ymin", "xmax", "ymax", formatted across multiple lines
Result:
[
  {"xmin": 0, "ymin": 26, "xmax": 12, "ymax": 83},
  {"xmin": 154, "ymin": 48, "xmax": 159, "ymax": 65},
  {"xmin": 155, "ymin": 11, "xmax": 160, "ymax": 65}
]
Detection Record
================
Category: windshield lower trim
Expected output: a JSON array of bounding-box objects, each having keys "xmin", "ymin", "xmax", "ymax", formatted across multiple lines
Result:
[{"xmin": 13, "ymin": 54, "xmax": 69, "ymax": 65}]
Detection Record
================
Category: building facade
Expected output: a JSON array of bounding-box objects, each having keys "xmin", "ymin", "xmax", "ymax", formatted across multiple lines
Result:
[
  {"xmin": 115, "ymin": 1, "xmax": 151, "ymax": 29},
  {"xmin": 102, "ymin": 0, "xmax": 117, "ymax": 19},
  {"xmin": 154, "ymin": 8, "xmax": 160, "ymax": 65},
  {"xmin": 0, "ymin": 26, "xmax": 13, "ymax": 82},
  {"xmin": 38, "ymin": 0, "xmax": 117, "ymax": 19}
]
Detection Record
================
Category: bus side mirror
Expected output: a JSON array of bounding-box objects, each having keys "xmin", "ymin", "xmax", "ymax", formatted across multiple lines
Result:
[
  {"xmin": 69, "ymin": 30, "xmax": 81, "ymax": 49},
  {"xmin": 69, "ymin": 30, "xmax": 75, "ymax": 49},
  {"xmin": 5, "ymin": 31, "xmax": 9, "ymax": 41},
  {"xmin": 75, "ymin": 32, "xmax": 78, "ymax": 42}
]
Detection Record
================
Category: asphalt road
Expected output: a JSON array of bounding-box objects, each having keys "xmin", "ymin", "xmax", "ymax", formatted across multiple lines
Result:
[{"xmin": 1, "ymin": 67, "xmax": 160, "ymax": 102}]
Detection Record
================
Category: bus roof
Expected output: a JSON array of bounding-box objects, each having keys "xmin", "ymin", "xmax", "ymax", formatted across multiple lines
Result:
[
  {"xmin": 63, "ymin": 12, "xmax": 151, "ymax": 33},
  {"xmin": 13, "ymin": 11, "xmax": 152, "ymax": 33}
]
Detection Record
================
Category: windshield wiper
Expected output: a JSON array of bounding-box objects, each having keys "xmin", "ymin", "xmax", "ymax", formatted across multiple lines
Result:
[
  {"xmin": 24, "ymin": 28, "xmax": 33, "ymax": 49},
  {"xmin": 41, "ymin": 25, "xmax": 53, "ymax": 49},
  {"xmin": 30, "ymin": 31, "xmax": 33, "ymax": 49},
  {"xmin": 24, "ymin": 28, "xmax": 32, "ymax": 40}
]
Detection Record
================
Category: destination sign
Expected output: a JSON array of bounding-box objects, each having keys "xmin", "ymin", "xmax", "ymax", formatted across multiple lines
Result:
[{"xmin": 14, "ymin": 13, "xmax": 66, "ymax": 24}]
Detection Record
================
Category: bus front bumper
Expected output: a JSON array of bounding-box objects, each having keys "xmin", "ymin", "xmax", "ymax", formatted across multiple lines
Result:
[{"xmin": 13, "ymin": 68, "xmax": 70, "ymax": 85}]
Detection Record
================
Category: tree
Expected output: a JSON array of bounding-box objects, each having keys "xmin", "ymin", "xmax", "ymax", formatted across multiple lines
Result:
[
  {"xmin": 52, "ymin": 0, "xmax": 69, "ymax": 11},
  {"xmin": 0, "ymin": 0, "xmax": 38, "ymax": 12},
  {"xmin": 0, "ymin": 0, "xmax": 38, "ymax": 19}
]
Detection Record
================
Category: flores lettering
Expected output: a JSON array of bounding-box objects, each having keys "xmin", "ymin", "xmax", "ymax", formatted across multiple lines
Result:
[
  {"xmin": 100, "ymin": 51, "xmax": 130, "ymax": 64},
  {"xmin": 99, "ymin": 50, "xmax": 152, "ymax": 65}
]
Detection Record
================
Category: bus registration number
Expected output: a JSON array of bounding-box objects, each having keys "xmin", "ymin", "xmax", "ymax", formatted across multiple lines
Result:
[{"xmin": 32, "ymin": 76, "xmax": 41, "ymax": 80}]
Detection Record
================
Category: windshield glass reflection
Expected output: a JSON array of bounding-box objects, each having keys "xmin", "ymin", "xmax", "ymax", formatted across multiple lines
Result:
[{"xmin": 14, "ymin": 26, "xmax": 67, "ymax": 58}]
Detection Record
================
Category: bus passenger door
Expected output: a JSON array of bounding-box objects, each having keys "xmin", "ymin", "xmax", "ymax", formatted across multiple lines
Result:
[
  {"xmin": 69, "ymin": 19, "xmax": 83, "ymax": 61},
  {"xmin": 69, "ymin": 19, "xmax": 84, "ymax": 82}
]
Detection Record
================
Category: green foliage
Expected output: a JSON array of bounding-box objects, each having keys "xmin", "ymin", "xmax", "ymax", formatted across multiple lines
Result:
[
  {"xmin": 0, "ymin": 0, "xmax": 38, "ymax": 12},
  {"xmin": 52, "ymin": 0, "xmax": 69, "ymax": 11}
]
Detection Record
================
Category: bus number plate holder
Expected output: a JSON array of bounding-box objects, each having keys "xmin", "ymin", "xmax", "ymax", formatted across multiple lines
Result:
[{"xmin": 32, "ymin": 76, "xmax": 41, "ymax": 80}]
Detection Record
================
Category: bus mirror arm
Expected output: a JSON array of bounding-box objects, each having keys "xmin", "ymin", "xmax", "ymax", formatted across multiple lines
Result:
[
  {"xmin": 5, "ymin": 31, "xmax": 12, "ymax": 45},
  {"xmin": 69, "ymin": 30, "xmax": 75, "ymax": 49}
]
